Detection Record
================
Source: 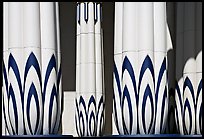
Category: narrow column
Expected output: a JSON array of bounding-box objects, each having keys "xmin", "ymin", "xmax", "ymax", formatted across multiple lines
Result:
[
  {"xmin": 75, "ymin": 2, "xmax": 105, "ymax": 136},
  {"xmin": 23, "ymin": 2, "xmax": 42, "ymax": 135}
]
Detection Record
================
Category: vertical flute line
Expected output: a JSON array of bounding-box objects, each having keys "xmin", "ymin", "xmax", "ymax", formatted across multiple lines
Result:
[
  {"xmin": 122, "ymin": 2, "xmax": 138, "ymax": 135},
  {"xmin": 76, "ymin": 2, "xmax": 81, "ymax": 97},
  {"xmin": 137, "ymin": 2, "xmax": 155, "ymax": 134},
  {"xmin": 153, "ymin": 2, "xmax": 168, "ymax": 134},
  {"xmin": 3, "ymin": 2, "xmax": 11, "ymax": 135},
  {"xmin": 113, "ymin": 2, "xmax": 124, "ymax": 135},
  {"xmin": 40, "ymin": 2, "xmax": 58, "ymax": 134},
  {"xmin": 23, "ymin": 2, "xmax": 42, "ymax": 135},
  {"xmin": 8, "ymin": 2, "xmax": 24, "ymax": 135},
  {"xmin": 54, "ymin": 2, "xmax": 62, "ymax": 134},
  {"xmin": 95, "ymin": 2, "xmax": 103, "ymax": 98}
]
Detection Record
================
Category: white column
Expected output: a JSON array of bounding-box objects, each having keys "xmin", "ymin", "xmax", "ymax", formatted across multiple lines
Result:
[
  {"xmin": 153, "ymin": 2, "xmax": 168, "ymax": 134},
  {"xmin": 137, "ymin": 2, "xmax": 155, "ymax": 134},
  {"xmin": 23, "ymin": 2, "xmax": 43, "ymax": 135},
  {"xmin": 8, "ymin": 2, "xmax": 24, "ymax": 135},
  {"xmin": 75, "ymin": 2, "xmax": 104, "ymax": 136},
  {"xmin": 40, "ymin": 2, "xmax": 58, "ymax": 134}
]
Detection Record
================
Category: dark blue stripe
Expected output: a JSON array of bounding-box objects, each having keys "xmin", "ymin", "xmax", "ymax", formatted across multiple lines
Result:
[
  {"xmin": 113, "ymin": 59, "xmax": 122, "ymax": 136},
  {"xmin": 112, "ymin": 88, "xmax": 121, "ymax": 135},
  {"xmin": 24, "ymin": 52, "xmax": 41, "ymax": 90},
  {"xmin": 99, "ymin": 102, "xmax": 105, "ymax": 136},
  {"xmin": 89, "ymin": 111, "xmax": 96, "ymax": 136},
  {"xmin": 57, "ymin": 63, "xmax": 61, "ymax": 93},
  {"xmin": 2, "ymin": 61, "xmax": 12, "ymax": 134},
  {"xmin": 96, "ymin": 96, "xmax": 103, "ymax": 121},
  {"xmin": 199, "ymin": 103, "xmax": 202, "ymax": 133},
  {"xmin": 8, "ymin": 54, "xmax": 23, "ymax": 108},
  {"xmin": 79, "ymin": 96, "xmax": 87, "ymax": 136},
  {"xmin": 94, "ymin": 3, "xmax": 98, "ymax": 24},
  {"xmin": 175, "ymin": 81, "xmax": 183, "ymax": 113},
  {"xmin": 183, "ymin": 99, "xmax": 192, "ymax": 134},
  {"xmin": 114, "ymin": 61, "xmax": 122, "ymax": 103},
  {"xmin": 43, "ymin": 54, "xmax": 57, "ymax": 104},
  {"xmin": 122, "ymin": 56, "xmax": 137, "ymax": 104},
  {"xmin": 8, "ymin": 85, "xmax": 18, "ymax": 134},
  {"xmin": 155, "ymin": 57, "xmax": 166, "ymax": 110},
  {"xmin": 3, "ymin": 61, "xmax": 9, "ymax": 97},
  {"xmin": 122, "ymin": 85, "xmax": 133, "ymax": 134},
  {"xmin": 75, "ymin": 99, "xmax": 80, "ymax": 136},
  {"xmin": 49, "ymin": 85, "xmax": 57, "ymax": 134},
  {"xmin": 84, "ymin": 3, "xmax": 88, "ymax": 23},
  {"xmin": 142, "ymin": 84, "xmax": 154, "ymax": 134},
  {"xmin": 2, "ymin": 94, "xmax": 12, "ymax": 135},
  {"xmin": 53, "ymin": 64, "xmax": 61, "ymax": 134},
  {"xmin": 88, "ymin": 95, "xmax": 96, "ymax": 112},
  {"xmin": 26, "ymin": 83, "xmax": 40, "ymax": 135},
  {"xmin": 138, "ymin": 55, "xmax": 155, "ymax": 93},
  {"xmin": 77, "ymin": 3, "xmax": 80, "ymax": 24},
  {"xmin": 154, "ymin": 57, "xmax": 166, "ymax": 133},
  {"xmin": 79, "ymin": 111, "xmax": 85, "ymax": 136},
  {"xmin": 196, "ymin": 79, "xmax": 202, "ymax": 105},
  {"xmin": 183, "ymin": 77, "xmax": 195, "ymax": 107}
]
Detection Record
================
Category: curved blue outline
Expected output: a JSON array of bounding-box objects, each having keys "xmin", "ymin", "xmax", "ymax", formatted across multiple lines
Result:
[
  {"xmin": 183, "ymin": 99, "xmax": 192, "ymax": 134},
  {"xmin": 48, "ymin": 85, "xmax": 58, "ymax": 134},
  {"xmin": 142, "ymin": 85, "xmax": 154, "ymax": 134},
  {"xmin": 43, "ymin": 54, "xmax": 57, "ymax": 104},
  {"xmin": 26, "ymin": 83, "xmax": 40, "ymax": 135},
  {"xmin": 8, "ymin": 84, "xmax": 18, "ymax": 134},
  {"xmin": 122, "ymin": 85, "xmax": 133, "ymax": 134}
]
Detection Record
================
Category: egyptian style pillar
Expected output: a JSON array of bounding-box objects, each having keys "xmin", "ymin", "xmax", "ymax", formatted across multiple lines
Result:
[
  {"xmin": 2, "ymin": 2, "xmax": 62, "ymax": 135},
  {"xmin": 75, "ymin": 2, "xmax": 105, "ymax": 137},
  {"xmin": 113, "ymin": 2, "xmax": 169, "ymax": 134},
  {"xmin": 174, "ymin": 2, "xmax": 202, "ymax": 135}
]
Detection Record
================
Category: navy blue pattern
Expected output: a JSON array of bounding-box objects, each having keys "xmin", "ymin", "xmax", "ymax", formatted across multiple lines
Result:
[
  {"xmin": 26, "ymin": 83, "xmax": 40, "ymax": 134},
  {"xmin": 3, "ymin": 52, "xmax": 61, "ymax": 135},
  {"xmin": 174, "ymin": 77, "xmax": 202, "ymax": 135},
  {"xmin": 113, "ymin": 55, "xmax": 156, "ymax": 134},
  {"xmin": 77, "ymin": 2, "xmax": 101, "ymax": 25},
  {"xmin": 75, "ymin": 95, "xmax": 104, "ymax": 136}
]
